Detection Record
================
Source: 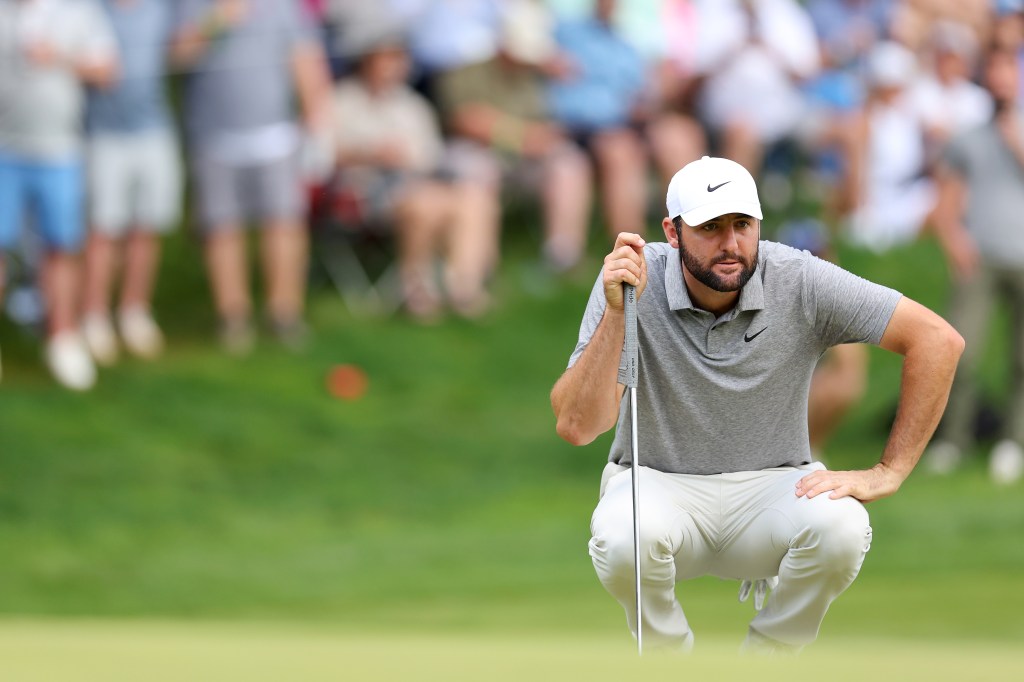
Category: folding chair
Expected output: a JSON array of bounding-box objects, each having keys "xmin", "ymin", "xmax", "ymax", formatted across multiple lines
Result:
[{"xmin": 308, "ymin": 173, "xmax": 402, "ymax": 317}]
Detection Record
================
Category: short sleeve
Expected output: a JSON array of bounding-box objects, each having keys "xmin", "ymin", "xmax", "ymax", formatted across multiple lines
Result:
[
  {"xmin": 802, "ymin": 256, "xmax": 903, "ymax": 347},
  {"xmin": 567, "ymin": 272, "xmax": 610, "ymax": 369}
]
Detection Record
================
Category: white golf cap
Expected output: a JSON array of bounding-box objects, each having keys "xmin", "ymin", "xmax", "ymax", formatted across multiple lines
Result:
[{"xmin": 666, "ymin": 156, "xmax": 762, "ymax": 227}]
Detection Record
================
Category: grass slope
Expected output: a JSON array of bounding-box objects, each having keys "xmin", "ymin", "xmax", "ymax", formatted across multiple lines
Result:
[{"xmin": 1, "ymin": 233, "xmax": 1022, "ymax": 655}]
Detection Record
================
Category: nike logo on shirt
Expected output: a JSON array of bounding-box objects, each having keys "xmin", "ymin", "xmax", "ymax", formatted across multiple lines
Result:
[{"xmin": 744, "ymin": 327, "xmax": 768, "ymax": 342}]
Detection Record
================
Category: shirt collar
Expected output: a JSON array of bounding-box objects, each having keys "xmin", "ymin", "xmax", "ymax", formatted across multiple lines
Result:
[{"xmin": 663, "ymin": 249, "xmax": 766, "ymax": 313}]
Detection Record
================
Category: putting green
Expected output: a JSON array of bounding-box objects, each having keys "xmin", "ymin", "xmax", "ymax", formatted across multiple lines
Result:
[{"xmin": 1, "ymin": 621, "xmax": 1021, "ymax": 681}]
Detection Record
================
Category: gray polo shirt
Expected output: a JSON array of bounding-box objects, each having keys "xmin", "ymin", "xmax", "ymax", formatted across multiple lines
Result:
[
  {"xmin": 567, "ymin": 241, "xmax": 902, "ymax": 475},
  {"xmin": 943, "ymin": 114, "xmax": 1024, "ymax": 268},
  {"xmin": 175, "ymin": 0, "xmax": 315, "ymax": 143}
]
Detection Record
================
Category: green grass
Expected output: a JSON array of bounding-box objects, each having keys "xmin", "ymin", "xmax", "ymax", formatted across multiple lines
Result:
[
  {"xmin": 1, "ymin": 622, "xmax": 1022, "ymax": 682},
  {"xmin": 1, "ymin": 231, "xmax": 1023, "ymax": 677}
]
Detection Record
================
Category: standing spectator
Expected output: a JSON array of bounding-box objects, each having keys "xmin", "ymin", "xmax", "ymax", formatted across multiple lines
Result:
[
  {"xmin": 838, "ymin": 41, "xmax": 933, "ymax": 252},
  {"xmin": 925, "ymin": 46, "xmax": 1024, "ymax": 484},
  {"xmin": 693, "ymin": 0, "xmax": 821, "ymax": 175},
  {"xmin": 0, "ymin": 0, "xmax": 118, "ymax": 390},
  {"xmin": 329, "ymin": 16, "xmax": 496, "ymax": 320},
  {"xmin": 436, "ymin": 0, "xmax": 593, "ymax": 274},
  {"xmin": 81, "ymin": 0, "xmax": 182, "ymax": 365},
  {"xmin": 172, "ymin": 0, "xmax": 333, "ymax": 354}
]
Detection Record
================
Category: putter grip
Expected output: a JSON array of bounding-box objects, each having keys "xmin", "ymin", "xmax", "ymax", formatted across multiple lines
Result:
[{"xmin": 624, "ymin": 283, "xmax": 638, "ymax": 388}]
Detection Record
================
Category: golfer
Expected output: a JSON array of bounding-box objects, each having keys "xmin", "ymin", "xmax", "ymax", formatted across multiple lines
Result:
[{"xmin": 551, "ymin": 156, "xmax": 964, "ymax": 653}]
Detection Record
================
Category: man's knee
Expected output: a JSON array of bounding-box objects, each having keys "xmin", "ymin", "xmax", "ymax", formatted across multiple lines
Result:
[
  {"xmin": 800, "ymin": 499, "xmax": 872, "ymax": 574},
  {"xmin": 590, "ymin": 508, "xmax": 687, "ymax": 578}
]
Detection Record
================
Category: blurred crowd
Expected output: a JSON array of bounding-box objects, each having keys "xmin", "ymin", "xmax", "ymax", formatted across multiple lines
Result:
[{"xmin": 2, "ymin": 0, "xmax": 1024, "ymax": 486}]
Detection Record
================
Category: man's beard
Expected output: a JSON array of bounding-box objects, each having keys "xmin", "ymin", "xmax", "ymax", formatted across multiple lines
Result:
[{"xmin": 680, "ymin": 242, "xmax": 758, "ymax": 292}]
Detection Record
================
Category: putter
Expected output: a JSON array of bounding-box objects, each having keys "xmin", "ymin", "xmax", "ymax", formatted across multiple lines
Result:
[{"xmin": 623, "ymin": 283, "xmax": 641, "ymax": 655}]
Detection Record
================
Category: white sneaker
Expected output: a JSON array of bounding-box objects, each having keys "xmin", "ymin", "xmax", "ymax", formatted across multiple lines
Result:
[
  {"xmin": 989, "ymin": 440, "xmax": 1024, "ymax": 485},
  {"xmin": 82, "ymin": 314, "xmax": 119, "ymax": 366},
  {"xmin": 45, "ymin": 331, "xmax": 97, "ymax": 391},
  {"xmin": 923, "ymin": 440, "xmax": 962, "ymax": 475},
  {"xmin": 118, "ymin": 308, "xmax": 164, "ymax": 359}
]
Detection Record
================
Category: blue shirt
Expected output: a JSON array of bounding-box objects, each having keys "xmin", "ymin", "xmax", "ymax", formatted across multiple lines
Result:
[
  {"xmin": 87, "ymin": 0, "xmax": 173, "ymax": 133},
  {"xmin": 547, "ymin": 18, "xmax": 645, "ymax": 133},
  {"xmin": 406, "ymin": 0, "xmax": 502, "ymax": 73}
]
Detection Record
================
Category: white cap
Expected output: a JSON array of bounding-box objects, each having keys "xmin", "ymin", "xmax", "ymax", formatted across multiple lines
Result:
[{"xmin": 666, "ymin": 156, "xmax": 762, "ymax": 226}]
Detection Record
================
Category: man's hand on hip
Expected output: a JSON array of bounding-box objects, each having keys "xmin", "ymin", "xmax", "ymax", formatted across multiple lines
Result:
[
  {"xmin": 603, "ymin": 232, "xmax": 647, "ymax": 311},
  {"xmin": 795, "ymin": 463, "xmax": 904, "ymax": 503}
]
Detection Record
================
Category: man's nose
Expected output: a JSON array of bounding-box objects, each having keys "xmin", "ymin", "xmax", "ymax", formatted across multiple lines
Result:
[{"xmin": 720, "ymin": 226, "xmax": 739, "ymax": 252}]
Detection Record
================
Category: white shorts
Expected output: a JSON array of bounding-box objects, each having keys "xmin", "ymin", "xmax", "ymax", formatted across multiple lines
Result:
[{"xmin": 87, "ymin": 129, "xmax": 183, "ymax": 236}]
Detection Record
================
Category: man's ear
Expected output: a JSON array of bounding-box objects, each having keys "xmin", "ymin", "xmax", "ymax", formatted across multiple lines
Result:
[{"xmin": 661, "ymin": 217, "xmax": 678, "ymax": 247}]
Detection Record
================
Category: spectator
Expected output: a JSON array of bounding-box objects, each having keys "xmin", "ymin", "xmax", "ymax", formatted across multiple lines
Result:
[
  {"xmin": 838, "ymin": 41, "xmax": 933, "ymax": 251},
  {"xmin": 692, "ymin": 0, "xmax": 821, "ymax": 175},
  {"xmin": 81, "ymin": 0, "xmax": 182, "ymax": 366},
  {"xmin": 544, "ymin": 0, "xmax": 706, "ymax": 231},
  {"xmin": 925, "ymin": 46, "xmax": 1024, "ymax": 484},
  {"xmin": 399, "ymin": 0, "xmax": 503, "ymax": 98},
  {"xmin": 435, "ymin": 0, "xmax": 592, "ymax": 273},
  {"xmin": 328, "ymin": 15, "xmax": 496, "ymax": 319},
  {"xmin": 0, "ymin": 0, "xmax": 118, "ymax": 390},
  {"xmin": 908, "ymin": 20, "xmax": 992, "ymax": 161},
  {"xmin": 171, "ymin": 0, "xmax": 333, "ymax": 354},
  {"xmin": 548, "ymin": 0, "xmax": 650, "ymax": 238}
]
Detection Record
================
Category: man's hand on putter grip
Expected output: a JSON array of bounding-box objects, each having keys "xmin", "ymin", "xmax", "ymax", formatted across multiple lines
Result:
[
  {"xmin": 603, "ymin": 232, "xmax": 647, "ymax": 311},
  {"xmin": 795, "ymin": 463, "xmax": 903, "ymax": 503}
]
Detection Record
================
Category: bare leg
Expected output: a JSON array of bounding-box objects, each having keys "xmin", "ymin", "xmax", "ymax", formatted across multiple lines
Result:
[
  {"xmin": 83, "ymin": 232, "xmax": 118, "ymax": 317},
  {"xmin": 590, "ymin": 129, "xmax": 648, "ymax": 238},
  {"xmin": 807, "ymin": 344, "xmax": 868, "ymax": 452},
  {"xmin": 42, "ymin": 250, "xmax": 82, "ymax": 337},
  {"xmin": 81, "ymin": 232, "xmax": 121, "ymax": 364},
  {"xmin": 394, "ymin": 181, "xmax": 450, "ymax": 319},
  {"xmin": 542, "ymin": 143, "xmax": 592, "ymax": 272},
  {"xmin": 120, "ymin": 229, "xmax": 161, "ymax": 312},
  {"xmin": 722, "ymin": 119, "xmax": 764, "ymax": 177},
  {"xmin": 259, "ymin": 219, "xmax": 308, "ymax": 325},
  {"xmin": 646, "ymin": 112, "xmax": 706, "ymax": 185},
  {"xmin": 446, "ymin": 181, "xmax": 500, "ymax": 317},
  {"xmin": 204, "ymin": 226, "xmax": 251, "ymax": 323}
]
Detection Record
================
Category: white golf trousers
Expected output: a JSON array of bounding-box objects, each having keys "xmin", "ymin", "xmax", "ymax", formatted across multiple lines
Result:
[{"xmin": 589, "ymin": 462, "xmax": 872, "ymax": 651}]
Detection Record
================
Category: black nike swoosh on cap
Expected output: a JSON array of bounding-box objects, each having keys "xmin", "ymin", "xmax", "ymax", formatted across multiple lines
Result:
[
  {"xmin": 707, "ymin": 181, "xmax": 731, "ymax": 192},
  {"xmin": 744, "ymin": 327, "xmax": 768, "ymax": 342}
]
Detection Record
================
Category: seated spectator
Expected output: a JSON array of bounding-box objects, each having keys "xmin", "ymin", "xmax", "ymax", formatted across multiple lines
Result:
[
  {"xmin": 0, "ymin": 0, "xmax": 118, "ymax": 390},
  {"xmin": 838, "ymin": 41, "xmax": 934, "ymax": 252},
  {"xmin": 435, "ymin": 0, "xmax": 592, "ymax": 273},
  {"xmin": 398, "ymin": 0, "xmax": 503, "ymax": 99},
  {"xmin": 82, "ymin": 0, "xmax": 182, "ymax": 366},
  {"xmin": 329, "ymin": 19, "xmax": 496, "ymax": 319},
  {"xmin": 548, "ymin": 0, "xmax": 650, "ymax": 237},
  {"xmin": 171, "ymin": 0, "xmax": 333, "ymax": 354}
]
